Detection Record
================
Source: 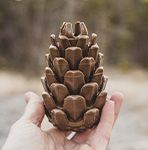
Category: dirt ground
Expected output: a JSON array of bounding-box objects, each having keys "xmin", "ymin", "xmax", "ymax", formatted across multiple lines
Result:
[{"xmin": 0, "ymin": 69, "xmax": 148, "ymax": 149}]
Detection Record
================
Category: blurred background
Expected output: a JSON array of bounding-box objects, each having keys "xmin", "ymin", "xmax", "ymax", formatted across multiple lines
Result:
[{"xmin": 0, "ymin": 0, "xmax": 148, "ymax": 149}]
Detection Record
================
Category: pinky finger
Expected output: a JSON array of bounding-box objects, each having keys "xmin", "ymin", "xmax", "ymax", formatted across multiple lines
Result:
[
  {"xmin": 110, "ymin": 92, "xmax": 123, "ymax": 124},
  {"xmin": 90, "ymin": 100, "xmax": 114, "ymax": 150}
]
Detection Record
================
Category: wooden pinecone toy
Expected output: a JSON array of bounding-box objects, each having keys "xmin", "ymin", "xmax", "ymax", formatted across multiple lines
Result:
[{"xmin": 41, "ymin": 21, "xmax": 108, "ymax": 132}]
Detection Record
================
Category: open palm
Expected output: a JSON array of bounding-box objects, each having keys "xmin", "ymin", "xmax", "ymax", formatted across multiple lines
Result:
[{"xmin": 2, "ymin": 92, "xmax": 123, "ymax": 150}]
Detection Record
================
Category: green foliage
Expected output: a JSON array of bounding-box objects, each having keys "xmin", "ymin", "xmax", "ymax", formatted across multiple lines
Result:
[{"xmin": 117, "ymin": 60, "xmax": 133, "ymax": 71}]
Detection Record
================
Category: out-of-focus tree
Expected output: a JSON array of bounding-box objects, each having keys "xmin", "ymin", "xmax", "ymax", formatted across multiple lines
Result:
[
  {"xmin": 0, "ymin": 0, "xmax": 148, "ymax": 75},
  {"xmin": 127, "ymin": 0, "xmax": 148, "ymax": 68}
]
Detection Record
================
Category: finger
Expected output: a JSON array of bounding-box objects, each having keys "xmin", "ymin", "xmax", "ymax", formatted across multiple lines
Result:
[
  {"xmin": 72, "ymin": 128, "xmax": 94, "ymax": 144},
  {"xmin": 110, "ymin": 92, "xmax": 123, "ymax": 124},
  {"xmin": 86, "ymin": 92, "xmax": 123, "ymax": 143},
  {"xmin": 76, "ymin": 144, "xmax": 94, "ymax": 150},
  {"xmin": 23, "ymin": 91, "xmax": 45, "ymax": 126},
  {"xmin": 90, "ymin": 100, "xmax": 114, "ymax": 150},
  {"xmin": 72, "ymin": 94, "xmax": 116, "ymax": 144},
  {"xmin": 72, "ymin": 92, "xmax": 123, "ymax": 145}
]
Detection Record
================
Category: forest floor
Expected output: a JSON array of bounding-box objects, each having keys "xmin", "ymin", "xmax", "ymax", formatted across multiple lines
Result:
[{"xmin": 0, "ymin": 68, "xmax": 148, "ymax": 149}]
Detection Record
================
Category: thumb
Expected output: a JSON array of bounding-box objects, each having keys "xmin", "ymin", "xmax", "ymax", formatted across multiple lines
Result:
[{"xmin": 23, "ymin": 91, "xmax": 45, "ymax": 127}]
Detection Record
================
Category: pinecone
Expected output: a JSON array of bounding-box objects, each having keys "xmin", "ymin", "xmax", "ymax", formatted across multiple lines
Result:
[{"xmin": 41, "ymin": 21, "xmax": 108, "ymax": 132}]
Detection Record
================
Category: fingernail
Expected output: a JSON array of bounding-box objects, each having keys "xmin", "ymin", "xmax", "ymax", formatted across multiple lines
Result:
[
  {"xmin": 116, "ymin": 92, "xmax": 124, "ymax": 98},
  {"xmin": 108, "ymin": 100, "xmax": 115, "ymax": 105},
  {"xmin": 120, "ymin": 93, "xmax": 124, "ymax": 98}
]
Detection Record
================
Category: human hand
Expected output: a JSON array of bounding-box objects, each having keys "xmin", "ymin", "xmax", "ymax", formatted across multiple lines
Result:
[{"xmin": 2, "ymin": 91, "xmax": 123, "ymax": 150}]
